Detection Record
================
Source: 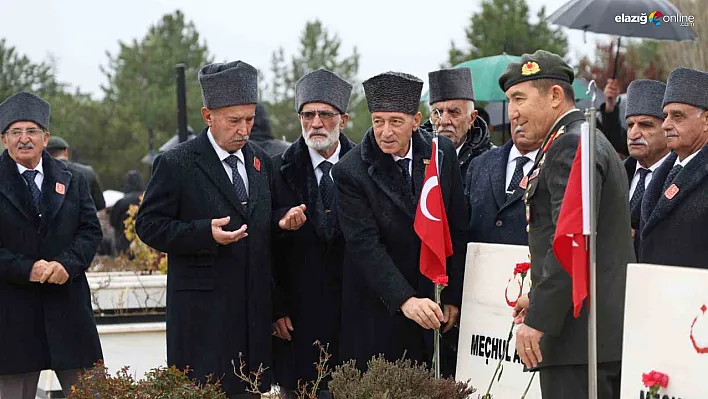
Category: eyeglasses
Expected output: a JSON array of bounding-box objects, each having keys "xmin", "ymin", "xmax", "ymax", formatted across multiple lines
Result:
[
  {"xmin": 299, "ymin": 110, "xmax": 340, "ymax": 122},
  {"xmin": 430, "ymin": 107, "xmax": 464, "ymax": 123},
  {"xmin": 5, "ymin": 128, "xmax": 45, "ymax": 138}
]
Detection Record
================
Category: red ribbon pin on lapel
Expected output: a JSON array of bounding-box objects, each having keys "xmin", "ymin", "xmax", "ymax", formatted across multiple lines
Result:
[
  {"xmin": 519, "ymin": 176, "xmax": 529, "ymax": 190},
  {"xmin": 55, "ymin": 182, "xmax": 65, "ymax": 195},
  {"xmin": 253, "ymin": 156, "xmax": 261, "ymax": 172}
]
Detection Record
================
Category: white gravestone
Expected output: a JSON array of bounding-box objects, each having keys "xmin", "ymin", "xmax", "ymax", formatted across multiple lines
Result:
[
  {"xmin": 456, "ymin": 243, "xmax": 542, "ymax": 398},
  {"xmin": 621, "ymin": 263, "xmax": 708, "ymax": 399}
]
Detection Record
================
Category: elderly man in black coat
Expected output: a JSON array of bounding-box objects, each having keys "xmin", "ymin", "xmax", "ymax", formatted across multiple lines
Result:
[
  {"xmin": 425, "ymin": 68, "xmax": 506, "ymax": 377},
  {"xmin": 639, "ymin": 67, "xmax": 708, "ymax": 269},
  {"xmin": 333, "ymin": 71, "xmax": 468, "ymax": 371},
  {"xmin": 0, "ymin": 92, "xmax": 103, "ymax": 399},
  {"xmin": 621, "ymin": 80, "xmax": 670, "ymax": 252},
  {"xmin": 136, "ymin": 61, "xmax": 306, "ymax": 398},
  {"xmin": 501, "ymin": 51, "xmax": 635, "ymax": 399},
  {"xmin": 421, "ymin": 69, "xmax": 492, "ymax": 188},
  {"xmin": 271, "ymin": 69, "xmax": 354, "ymax": 399}
]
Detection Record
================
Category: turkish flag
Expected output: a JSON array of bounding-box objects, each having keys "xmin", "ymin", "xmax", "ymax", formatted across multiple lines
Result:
[
  {"xmin": 553, "ymin": 132, "xmax": 591, "ymax": 318},
  {"xmin": 414, "ymin": 137, "xmax": 453, "ymax": 286}
]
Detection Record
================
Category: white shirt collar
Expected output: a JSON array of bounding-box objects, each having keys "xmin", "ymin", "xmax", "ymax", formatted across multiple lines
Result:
[
  {"xmin": 309, "ymin": 140, "xmax": 341, "ymax": 171},
  {"xmin": 208, "ymin": 128, "xmax": 244, "ymax": 164},
  {"xmin": 16, "ymin": 156, "xmax": 44, "ymax": 177},
  {"xmin": 392, "ymin": 139, "xmax": 413, "ymax": 162},
  {"xmin": 674, "ymin": 149, "xmax": 701, "ymax": 167},
  {"xmin": 508, "ymin": 145, "xmax": 539, "ymax": 164},
  {"xmin": 455, "ymin": 143, "xmax": 464, "ymax": 156},
  {"xmin": 636, "ymin": 152, "xmax": 671, "ymax": 173}
]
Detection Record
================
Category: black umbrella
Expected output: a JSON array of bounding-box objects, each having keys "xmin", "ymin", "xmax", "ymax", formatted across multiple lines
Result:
[{"xmin": 548, "ymin": 0, "xmax": 697, "ymax": 77}]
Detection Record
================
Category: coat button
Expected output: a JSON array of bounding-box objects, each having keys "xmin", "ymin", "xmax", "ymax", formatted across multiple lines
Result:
[{"xmin": 495, "ymin": 220, "xmax": 503, "ymax": 227}]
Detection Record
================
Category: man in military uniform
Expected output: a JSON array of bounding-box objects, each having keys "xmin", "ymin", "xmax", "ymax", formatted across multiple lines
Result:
[
  {"xmin": 502, "ymin": 50, "xmax": 634, "ymax": 399},
  {"xmin": 270, "ymin": 69, "xmax": 355, "ymax": 398},
  {"xmin": 622, "ymin": 80, "xmax": 670, "ymax": 250},
  {"xmin": 46, "ymin": 136, "xmax": 106, "ymax": 211},
  {"xmin": 639, "ymin": 67, "xmax": 708, "ymax": 269},
  {"xmin": 422, "ymin": 68, "xmax": 492, "ymax": 187},
  {"xmin": 333, "ymin": 71, "xmax": 468, "ymax": 371}
]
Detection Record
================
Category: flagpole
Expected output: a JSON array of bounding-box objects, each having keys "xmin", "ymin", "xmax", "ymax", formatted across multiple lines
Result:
[
  {"xmin": 585, "ymin": 81, "xmax": 599, "ymax": 399},
  {"xmin": 431, "ymin": 110, "xmax": 442, "ymax": 379},
  {"xmin": 434, "ymin": 283, "xmax": 442, "ymax": 379}
]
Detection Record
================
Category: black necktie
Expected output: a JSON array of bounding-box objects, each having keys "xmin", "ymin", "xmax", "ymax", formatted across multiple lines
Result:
[
  {"xmin": 318, "ymin": 161, "xmax": 334, "ymax": 210},
  {"xmin": 396, "ymin": 158, "xmax": 412, "ymax": 188},
  {"xmin": 661, "ymin": 164, "xmax": 683, "ymax": 193},
  {"xmin": 21, "ymin": 170, "xmax": 41, "ymax": 212},
  {"xmin": 506, "ymin": 156, "xmax": 530, "ymax": 198},
  {"xmin": 224, "ymin": 155, "xmax": 248, "ymax": 203},
  {"xmin": 629, "ymin": 168, "xmax": 650, "ymax": 210}
]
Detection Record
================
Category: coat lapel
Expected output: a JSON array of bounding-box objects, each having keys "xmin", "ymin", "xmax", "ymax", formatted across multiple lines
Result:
[
  {"xmin": 329, "ymin": 134, "xmax": 356, "ymax": 237},
  {"xmin": 192, "ymin": 129, "xmax": 248, "ymax": 218},
  {"xmin": 490, "ymin": 141, "xmax": 512, "ymax": 211},
  {"xmin": 624, "ymin": 157, "xmax": 637, "ymax": 185},
  {"xmin": 362, "ymin": 129, "xmax": 417, "ymax": 220},
  {"xmin": 39, "ymin": 153, "xmax": 72, "ymax": 234},
  {"xmin": 243, "ymin": 143, "xmax": 268, "ymax": 218},
  {"xmin": 643, "ymin": 148, "xmax": 708, "ymax": 234},
  {"xmin": 531, "ymin": 110, "xmax": 586, "ymax": 166},
  {"xmin": 281, "ymin": 133, "xmax": 357, "ymax": 240},
  {"xmin": 641, "ymin": 152, "xmax": 676, "ymax": 231},
  {"xmin": 412, "ymin": 129, "xmax": 433, "ymax": 201},
  {"xmin": 280, "ymin": 136, "xmax": 328, "ymax": 241},
  {"xmin": 624, "ymin": 157, "xmax": 640, "ymax": 228},
  {"xmin": 0, "ymin": 150, "xmax": 37, "ymax": 222}
]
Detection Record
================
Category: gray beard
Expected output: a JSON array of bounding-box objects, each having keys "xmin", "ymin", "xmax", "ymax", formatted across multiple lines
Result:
[{"xmin": 303, "ymin": 128, "xmax": 339, "ymax": 151}]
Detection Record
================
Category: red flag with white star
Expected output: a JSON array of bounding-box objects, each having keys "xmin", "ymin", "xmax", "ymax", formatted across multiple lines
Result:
[
  {"xmin": 553, "ymin": 135, "xmax": 590, "ymax": 318},
  {"xmin": 414, "ymin": 137, "xmax": 453, "ymax": 286}
]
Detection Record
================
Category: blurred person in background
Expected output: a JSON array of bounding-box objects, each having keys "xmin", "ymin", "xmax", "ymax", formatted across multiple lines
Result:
[
  {"xmin": 46, "ymin": 136, "xmax": 106, "ymax": 211},
  {"xmin": 110, "ymin": 170, "xmax": 144, "ymax": 254},
  {"xmin": 250, "ymin": 102, "xmax": 290, "ymax": 157}
]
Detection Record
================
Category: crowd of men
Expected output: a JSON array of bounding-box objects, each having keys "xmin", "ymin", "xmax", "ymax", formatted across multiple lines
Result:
[{"xmin": 0, "ymin": 48, "xmax": 706, "ymax": 399}]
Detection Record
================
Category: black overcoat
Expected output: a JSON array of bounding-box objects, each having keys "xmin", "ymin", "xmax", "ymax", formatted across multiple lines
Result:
[
  {"xmin": 332, "ymin": 128, "xmax": 468, "ymax": 370},
  {"xmin": 136, "ymin": 129, "xmax": 274, "ymax": 395},
  {"xmin": 270, "ymin": 133, "xmax": 355, "ymax": 389},
  {"xmin": 639, "ymin": 147, "xmax": 708, "ymax": 269},
  {"xmin": 0, "ymin": 150, "xmax": 103, "ymax": 375}
]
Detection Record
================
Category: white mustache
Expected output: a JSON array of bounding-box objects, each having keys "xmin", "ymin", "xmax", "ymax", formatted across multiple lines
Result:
[
  {"xmin": 308, "ymin": 129, "xmax": 330, "ymax": 137},
  {"xmin": 665, "ymin": 130, "xmax": 679, "ymax": 138},
  {"xmin": 437, "ymin": 127, "xmax": 455, "ymax": 134},
  {"xmin": 17, "ymin": 142, "xmax": 34, "ymax": 150},
  {"xmin": 628, "ymin": 138, "xmax": 648, "ymax": 146},
  {"xmin": 230, "ymin": 136, "xmax": 249, "ymax": 142}
]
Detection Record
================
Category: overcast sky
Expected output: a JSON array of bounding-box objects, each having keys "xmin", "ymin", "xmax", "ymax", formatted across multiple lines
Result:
[{"xmin": 1, "ymin": 0, "xmax": 606, "ymax": 98}]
